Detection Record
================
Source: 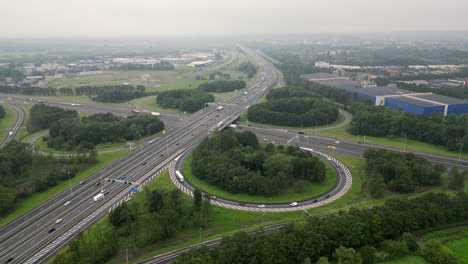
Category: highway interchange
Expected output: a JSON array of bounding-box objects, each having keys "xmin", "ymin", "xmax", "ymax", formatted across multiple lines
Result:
[
  {"xmin": 0, "ymin": 47, "xmax": 466, "ymax": 264},
  {"xmin": 0, "ymin": 46, "xmax": 282, "ymax": 264}
]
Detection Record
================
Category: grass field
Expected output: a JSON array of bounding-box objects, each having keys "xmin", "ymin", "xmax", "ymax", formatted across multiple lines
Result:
[
  {"xmin": 181, "ymin": 154, "xmax": 337, "ymax": 204},
  {"xmin": 139, "ymin": 96, "xmax": 185, "ymax": 115},
  {"xmin": 16, "ymin": 104, "xmax": 32, "ymax": 140},
  {"xmin": 422, "ymin": 225, "xmax": 468, "ymax": 263},
  {"xmin": 0, "ymin": 104, "xmax": 18, "ymax": 143},
  {"xmin": 46, "ymin": 70, "xmax": 196, "ymax": 88},
  {"xmin": 379, "ymin": 256, "xmax": 429, "ymax": 264},
  {"xmin": 311, "ymin": 124, "xmax": 468, "ymax": 160},
  {"xmin": 0, "ymin": 149, "xmax": 127, "ymax": 227}
]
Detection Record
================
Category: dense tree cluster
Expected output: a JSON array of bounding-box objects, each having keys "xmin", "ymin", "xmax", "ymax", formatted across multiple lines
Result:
[
  {"xmin": 364, "ymin": 149, "xmax": 444, "ymax": 195},
  {"xmin": 248, "ymin": 86, "xmax": 339, "ymax": 127},
  {"xmin": 237, "ymin": 60, "xmax": 258, "ymax": 78},
  {"xmin": 0, "ymin": 141, "xmax": 96, "ymax": 216},
  {"xmin": 0, "ymin": 85, "xmax": 58, "ymax": 96},
  {"xmin": 156, "ymin": 89, "xmax": 215, "ymax": 113},
  {"xmin": 175, "ymin": 192, "xmax": 468, "ymax": 264},
  {"xmin": 87, "ymin": 85, "xmax": 147, "ymax": 103},
  {"xmin": 46, "ymin": 112, "xmax": 164, "ymax": 150},
  {"xmin": 348, "ymin": 102, "xmax": 468, "ymax": 152},
  {"xmin": 110, "ymin": 61, "xmax": 174, "ymax": 71},
  {"xmin": 197, "ymin": 80, "xmax": 246, "ymax": 93},
  {"xmin": 396, "ymin": 82, "xmax": 467, "ymax": 100},
  {"xmin": 27, "ymin": 104, "xmax": 78, "ymax": 133},
  {"xmin": 52, "ymin": 186, "xmax": 211, "ymax": 264},
  {"xmin": 192, "ymin": 130, "xmax": 326, "ymax": 195}
]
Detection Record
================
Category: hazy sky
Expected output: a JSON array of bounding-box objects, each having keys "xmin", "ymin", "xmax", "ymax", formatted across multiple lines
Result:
[{"xmin": 2, "ymin": 0, "xmax": 468, "ymax": 36}]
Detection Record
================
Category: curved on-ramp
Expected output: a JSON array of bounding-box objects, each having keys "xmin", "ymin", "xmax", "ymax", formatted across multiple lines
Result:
[{"xmin": 168, "ymin": 147, "xmax": 352, "ymax": 212}]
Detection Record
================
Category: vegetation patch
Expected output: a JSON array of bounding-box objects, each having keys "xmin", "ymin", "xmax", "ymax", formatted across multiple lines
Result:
[
  {"xmin": 156, "ymin": 89, "xmax": 214, "ymax": 113},
  {"xmin": 192, "ymin": 130, "xmax": 327, "ymax": 196},
  {"xmin": 248, "ymin": 86, "xmax": 339, "ymax": 127}
]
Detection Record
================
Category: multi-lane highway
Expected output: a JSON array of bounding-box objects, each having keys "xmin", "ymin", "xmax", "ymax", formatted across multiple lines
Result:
[
  {"xmin": 0, "ymin": 102, "xmax": 25, "ymax": 147},
  {"xmin": 237, "ymin": 124, "xmax": 468, "ymax": 170},
  {"xmin": 0, "ymin": 46, "xmax": 281, "ymax": 264}
]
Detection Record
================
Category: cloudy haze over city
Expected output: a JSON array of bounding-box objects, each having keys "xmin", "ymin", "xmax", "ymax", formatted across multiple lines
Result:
[{"xmin": 2, "ymin": 0, "xmax": 468, "ymax": 36}]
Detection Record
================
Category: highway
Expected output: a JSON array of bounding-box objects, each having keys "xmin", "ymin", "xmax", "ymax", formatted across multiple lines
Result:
[
  {"xmin": 236, "ymin": 124, "xmax": 468, "ymax": 170},
  {"xmin": 0, "ymin": 46, "xmax": 281, "ymax": 264},
  {"xmin": 0, "ymin": 102, "xmax": 25, "ymax": 147}
]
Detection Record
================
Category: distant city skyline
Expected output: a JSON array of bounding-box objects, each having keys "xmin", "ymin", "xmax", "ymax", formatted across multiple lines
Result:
[{"xmin": 2, "ymin": 0, "xmax": 468, "ymax": 37}]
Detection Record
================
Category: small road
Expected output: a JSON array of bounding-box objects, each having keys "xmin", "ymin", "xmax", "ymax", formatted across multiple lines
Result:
[{"xmin": 0, "ymin": 102, "xmax": 26, "ymax": 147}]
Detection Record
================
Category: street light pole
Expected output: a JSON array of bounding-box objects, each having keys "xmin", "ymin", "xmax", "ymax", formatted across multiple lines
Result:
[
  {"xmin": 126, "ymin": 248, "xmax": 128, "ymax": 264},
  {"xmin": 458, "ymin": 142, "xmax": 464, "ymax": 161}
]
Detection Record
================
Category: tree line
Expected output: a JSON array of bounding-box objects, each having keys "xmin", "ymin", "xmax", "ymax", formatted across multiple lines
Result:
[
  {"xmin": 0, "ymin": 85, "xmax": 58, "ymax": 96},
  {"xmin": 27, "ymin": 104, "xmax": 78, "ymax": 133},
  {"xmin": 51, "ymin": 183, "xmax": 212, "ymax": 264},
  {"xmin": 175, "ymin": 192, "xmax": 468, "ymax": 264},
  {"xmin": 363, "ymin": 149, "xmax": 446, "ymax": 197},
  {"xmin": 247, "ymin": 86, "xmax": 339, "ymax": 127},
  {"xmin": 192, "ymin": 130, "xmax": 326, "ymax": 196},
  {"xmin": 0, "ymin": 141, "xmax": 97, "ymax": 216},
  {"xmin": 237, "ymin": 60, "xmax": 258, "ymax": 78},
  {"xmin": 156, "ymin": 89, "xmax": 215, "ymax": 113},
  {"xmin": 46, "ymin": 112, "xmax": 164, "ymax": 150},
  {"xmin": 197, "ymin": 80, "xmax": 246, "ymax": 93},
  {"xmin": 110, "ymin": 61, "xmax": 174, "ymax": 71},
  {"xmin": 348, "ymin": 102, "xmax": 468, "ymax": 153}
]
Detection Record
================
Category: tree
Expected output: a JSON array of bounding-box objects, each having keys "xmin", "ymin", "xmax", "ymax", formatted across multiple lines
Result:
[
  {"xmin": 193, "ymin": 189, "xmax": 202, "ymax": 211},
  {"xmin": 401, "ymin": 233, "xmax": 418, "ymax": 252},
  {"xmin": 358, "ymin": 246, "xmax": 377, "ymax": 264},
  {"xmin": 421, "ymin": 240, "xmax": 457, "ymax": 264},
  {"xmin": 448, "ymin": 167, "xmax": 464, "ymax": 190},
  {"xmin": 380, "ymin": 240, "xmax": 408, "ymax": 260},
  {"xmin": 367, "ymin": 172, "xmax": 386, "ymax": 198},
  {"xmin": 334, "ymin": 246, "xmax": 363, "ymax": 264},
  {"xmin": 0, "ymin": 105, "xmax": 5, "ymax": 119},
  {"xmin": 316, "ymin": 257, "xmax": 329, "ymax": 264}
]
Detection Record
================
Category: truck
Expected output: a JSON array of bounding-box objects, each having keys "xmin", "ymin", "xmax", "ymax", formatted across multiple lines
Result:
[
  {"xmin": 93, "ymin": 193, "xmax": 104, "ymax": 202},
  {"xmin": 216, "ymin": 105, "xmax": 224, "ymax": 111},
  {"xmin": 131, "ymin": 109, "xmax": 141, "ymax": 113},
  {"xmin": 7, "ymin": 97, "xmax": 13, "ymax": 101},
  {"xmin": 228, "ymin": 124, "xmax": 237, "ymax": 129},
  {"xmin": 150, "ymin": 111, "xmax": 160, "ymax": 116},
  {"xmin": 175, "ymin": 170, "xmax": 184, "ymax": 182}
]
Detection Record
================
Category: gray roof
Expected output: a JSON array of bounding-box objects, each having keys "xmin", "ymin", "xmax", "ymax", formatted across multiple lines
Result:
[
  {"xmin": 413, "ymin": 93, "xmax": 468, "ymax": 105},
  {"xmin": 346, "ymin": 87, "xmax": 414, "ymax": 97}
]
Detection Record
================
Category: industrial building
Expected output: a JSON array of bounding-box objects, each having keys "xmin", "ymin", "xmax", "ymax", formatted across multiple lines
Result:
[{"xmin": 301, "ymin": 73, "xmax": 468, "ymax": 116}]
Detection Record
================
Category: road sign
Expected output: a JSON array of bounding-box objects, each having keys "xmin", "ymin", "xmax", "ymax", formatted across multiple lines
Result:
[{"xmin": 130, "ymin": 187, "xmax": 137, "ymax": 192}]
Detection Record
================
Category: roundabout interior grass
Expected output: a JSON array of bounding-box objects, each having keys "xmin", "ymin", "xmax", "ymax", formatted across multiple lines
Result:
[{"xmin": 181, "ymin": 154, "xmax": 337, "ymax": 204}]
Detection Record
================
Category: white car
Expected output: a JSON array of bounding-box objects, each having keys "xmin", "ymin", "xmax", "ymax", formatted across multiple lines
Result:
[
  {"xmin": 55, "ymin": 218, "xmax": 63, "ymax": 224},
  {"xmin": 290, "ymin": 202, "xmax": 298, "ymax": 207},
  {"xmin": 64, "ymin": 201, "xmax": 70, "ymax": 206},
  {"xmin": 258, "ymin": 204, "xmax": 266, "ymax": 208}
]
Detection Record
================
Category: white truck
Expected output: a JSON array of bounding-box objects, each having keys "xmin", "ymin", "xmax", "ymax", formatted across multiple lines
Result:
[
  {"xmin": 228, "ymin": 124, "xmax": 237, "ymax": 129},
  {"xmin": 216, "ymin": 105, "xmax": 224, "ymax": 111},
  {"xmin": 150, "ymin": 111, "xmax": 160, "ymax": 116},
  {"xmin": 93, "ymin": 193, "xmax": 104, "ymax": 202},
  {"xmin": 175, "ymin": 171, "xmax": 184, "ymax": 182}
]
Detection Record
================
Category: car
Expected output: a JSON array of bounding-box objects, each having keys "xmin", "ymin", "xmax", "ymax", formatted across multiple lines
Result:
[
  {"xmin": 325, "ymin": 194, "xmax": 330, "ymax": 198},
  {"xmin": 95, "ymin": 182, "xmax": 100, "ymax": 186},
  {"xmin": 298, "ymin": 132, "xmax": 304, "ymax": 134},
  {"xmin": 357, "ymin": 141, "xmax": 362, "ymax": 144},
  {"xmin": 290, "ymin": 202, "xmax": 298, "ymax": 207},
  {"xmin": 55, "ymin": 218, "xmax": 63, "ymax": 224},
  {"xmin": 64, "ymin": 201, "xmax": 70, "ymax": 206},
  {"xmin": 141, "ymin": 162, "xmax": 147, "ymax": 165},
  {"xmin": 5, "ymin": 257, "xmax": 14, "ymax": 263},
  {"xmin": 37, "ymin": 99, "xmax": 44, "ymax": 103},
  {"xmin": 258, "ymin": 204, "xmax": 266, "ymax": 208},
  {"xmin": 104, "ymin": 191, "xmax": 110, "ymax": 195},
  {"xmin": 211, "ymin": 196, "xmax": 217, "ymax": 200},
  {"xmin": 121, "ymin": 176, "xmax": 126, "ymax": 180},
  {"xmin": 79, "ymin": 180, "xmax": 85, "ymax": 185},
  {"xmin": 335, "ymin": 140, "xmax": 340, "ymax": 144},
  {"xmin": 313, "ymin": 199, "xmax": 318, "ymax": 203},
  {"xmin": 238, "ymin": 202, "xmax": 245, "ymax": 206},
  {"xmin": 48, "ymin": 228, "xmax": 56, "ymax": 233},
  {"xmin": 461, "ymin": 161, "xmax": 468, "ymax": 166}
]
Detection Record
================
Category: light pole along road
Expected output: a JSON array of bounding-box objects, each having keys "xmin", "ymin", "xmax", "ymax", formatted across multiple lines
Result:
[{"xmin": 0, "ymin": 46, "xmax": 281, "ymax": 264}]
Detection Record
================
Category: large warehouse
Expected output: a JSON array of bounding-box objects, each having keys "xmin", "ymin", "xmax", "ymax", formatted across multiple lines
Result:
[{"xmin": 301, "ymin": 73, "xmax": 468, "ymax": 116}]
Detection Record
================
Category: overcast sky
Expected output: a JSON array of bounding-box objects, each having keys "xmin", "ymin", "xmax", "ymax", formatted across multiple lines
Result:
[{"xmin": 2, "ymin": 0, "xmax": 468, "ymax": 37}]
